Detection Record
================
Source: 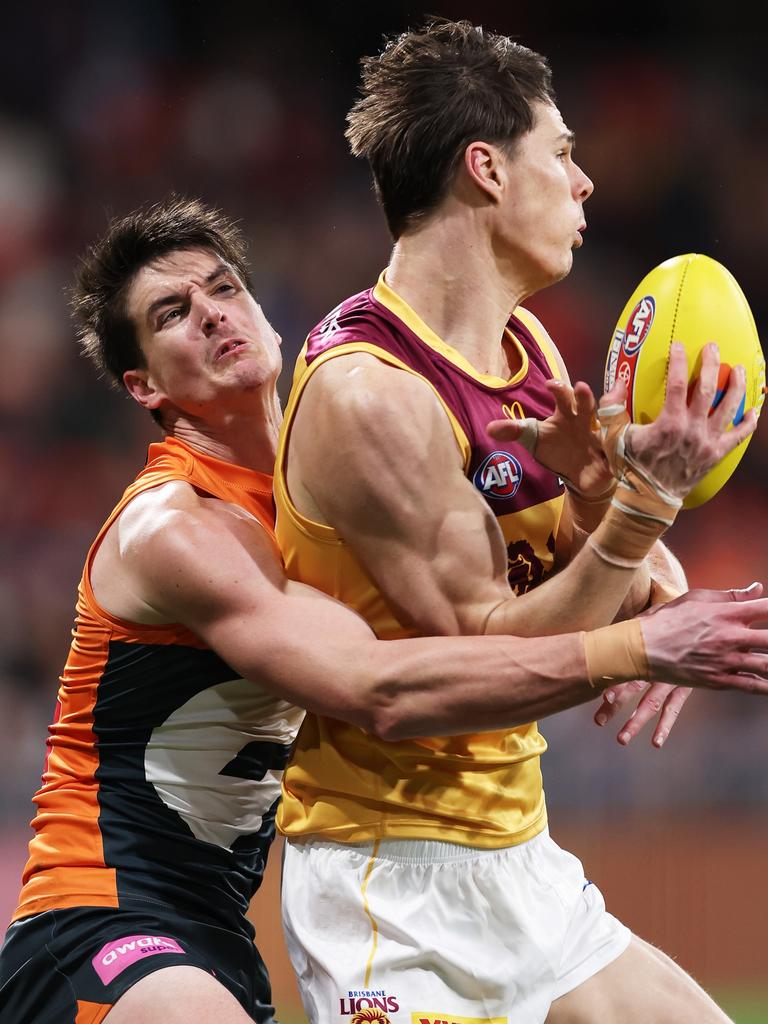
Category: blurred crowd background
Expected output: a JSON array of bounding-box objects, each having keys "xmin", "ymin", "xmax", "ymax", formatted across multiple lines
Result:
[{"xmin": 1, "ymin": 0, "xmax": 766, "ymax": 1008}]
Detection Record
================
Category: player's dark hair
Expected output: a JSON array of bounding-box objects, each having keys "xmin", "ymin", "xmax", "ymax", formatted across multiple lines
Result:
[
  {"xmin": 346, "ymin": 18, "xmax": 555, "ymax": 239},
  {"xmin": 70, "ymin": 195, "xmax": 252, "ymax": 422}
]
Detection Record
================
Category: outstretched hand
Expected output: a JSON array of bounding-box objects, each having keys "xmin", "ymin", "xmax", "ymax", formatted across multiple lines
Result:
[
  {"xmin": 596, "ymin": 584, "xmax": 768, "ymax": 748},
  {"xmin": 487, "ymin": 380, "xmax": 614, "ymax": 498}
]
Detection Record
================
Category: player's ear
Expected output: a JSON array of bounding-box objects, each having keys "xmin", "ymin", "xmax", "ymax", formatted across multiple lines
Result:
[
  {"xmin": 463, "ymin": 141, "xmax": 505, "ymax": 204},
  {"xmin": 124, "ymin": 368, "xmax": 164, "ymax": 412}
]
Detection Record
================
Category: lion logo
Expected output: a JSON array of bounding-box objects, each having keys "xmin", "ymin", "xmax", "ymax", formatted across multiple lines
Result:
[
  {"xmin": 350, "ymin": 1010, "xmax": 391, "ymax": 1024},
  {"xmin": 506, "ymin": 532, "xmax": 555, "ymax": 594}
]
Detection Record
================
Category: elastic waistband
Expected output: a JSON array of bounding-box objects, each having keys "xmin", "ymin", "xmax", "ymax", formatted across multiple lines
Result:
[{"xmin": 289, "ymin": 827, "xmax": 550, "ymax": 865}]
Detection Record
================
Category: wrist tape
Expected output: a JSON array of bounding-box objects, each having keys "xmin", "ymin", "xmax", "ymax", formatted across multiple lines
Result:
[
  {"xmin": 582, "ymin": 618, "xmax": 649, "ymax": 689},
  {"xmin": 591, "ymin": 402, "xmax": 683, "ymax": 566}
]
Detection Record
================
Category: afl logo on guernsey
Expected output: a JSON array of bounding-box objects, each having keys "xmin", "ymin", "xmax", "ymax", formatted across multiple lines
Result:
[
  {"xmin": 623, "ymin": 296, "xmax": 655, "ymax": 356},
  {"xmin": 473, "ymin": 451, "xmax": 523, "ymax": 499}
]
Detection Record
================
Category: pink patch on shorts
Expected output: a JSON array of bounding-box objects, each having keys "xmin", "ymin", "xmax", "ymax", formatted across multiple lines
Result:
[{"xmin": 92, "ymin": 934, "xmax": 185, "ymax": 985}]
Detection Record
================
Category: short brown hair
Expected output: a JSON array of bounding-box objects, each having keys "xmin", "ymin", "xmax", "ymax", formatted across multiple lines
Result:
[
  {"xmin": 71, "ymin": 195, "xmax": 252, "ymax": 394},
  {"xmin": 346, "ymin": 18, "xmax": 555, "ymax": 238}
]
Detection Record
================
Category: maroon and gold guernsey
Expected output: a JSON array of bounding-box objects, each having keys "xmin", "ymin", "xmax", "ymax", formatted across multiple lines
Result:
[{"xmin": 275, "ymin": 272, "xmax": 565, "ymax": 848}]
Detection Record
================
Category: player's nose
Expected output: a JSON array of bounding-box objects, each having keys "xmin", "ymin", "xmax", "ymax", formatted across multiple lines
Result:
[
  {"xmin": 196, "ymin": 293, "xmax": 225, "ymax": 332},
  {"xmin": 573, "ymin": 162, "xmax": 594, "ymax": 203}
]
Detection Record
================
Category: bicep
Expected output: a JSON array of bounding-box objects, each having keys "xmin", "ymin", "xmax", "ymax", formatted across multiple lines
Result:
[
  {"xmin": 128, "ymin": 501, "xmax": 387, "ymax": 715},
  {"xmin": 289, "ymin": 355, "xmax": 513, "ymax": 635}
]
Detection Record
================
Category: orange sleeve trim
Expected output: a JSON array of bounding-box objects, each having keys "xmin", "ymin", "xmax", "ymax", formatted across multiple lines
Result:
[{"xmin": 76, "ymin": 1000, "xmax": 112, "ymax": 1024}]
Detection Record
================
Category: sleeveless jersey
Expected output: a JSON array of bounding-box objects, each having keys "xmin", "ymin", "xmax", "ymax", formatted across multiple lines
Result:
[
  {"xmin": 274, "ymin": 272, "xmax": 565, "ymax": 848},
  {"xmin": 13, "ymin": 436, "xmax": 304, "ymax": 930}
]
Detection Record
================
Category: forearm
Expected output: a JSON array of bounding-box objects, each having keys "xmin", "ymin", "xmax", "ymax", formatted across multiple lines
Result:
[
  {"xmin": 485, "ymin": 539, "xmax": 640, "ymax": 636},
  {"xmin": 275, "ymin": 626, "xmax": 643, "ymax": 742},
  {"xmin": 366, "ymin": 632, "xmax": 594, "ymax": 739},
  {"xmin": 209, "ymin": 584, "xmax": 644, "ymax": 742}
]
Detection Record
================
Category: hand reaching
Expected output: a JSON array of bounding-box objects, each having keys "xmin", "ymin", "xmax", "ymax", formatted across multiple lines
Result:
[
  {"xmin": 594, "ymin": 584, "xmax": 768, "ymax": 749},
  {"xmin": 487, "ymin": 380, "xmax": 614, "ymax": 499}
]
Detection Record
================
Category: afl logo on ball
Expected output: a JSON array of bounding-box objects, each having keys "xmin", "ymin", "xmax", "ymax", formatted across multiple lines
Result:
[
  {"xmin": 623, "ymin": 296, "xmax": 655, "ymax": 356},
  {"xmin": 473, "ymin": 451, "xmax": 523, "ymax": 499}
]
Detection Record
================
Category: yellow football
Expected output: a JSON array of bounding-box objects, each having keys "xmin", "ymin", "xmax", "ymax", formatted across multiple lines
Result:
[{"xmin": 604, "ymin": 253, "xmax": 765, "ymax": 508}]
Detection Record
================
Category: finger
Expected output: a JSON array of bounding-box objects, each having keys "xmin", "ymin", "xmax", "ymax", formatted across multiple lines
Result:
[
  {"xmin": 663, "ymin": 341, "xmax": 690, "ymax": 413},
  {"xmin": 729, "ymin": 582, "xmax": 764, "ymax": 601},
  {"xmin": 709, "ymin": 363, "xmax": 746, "ymax": 433},
  {"xmin": 673, "ymin": 583, "xmax": 763, "ymax": 605},
  {"xmin": 547, "ymin": 380, "xmax": 577, "ymax": 418},
  {"xmin": 714, "ymin": 405, "xmax": 758, "ymax": 459},
  {"xmin": 707, "ymin": 652, "xmax": 768, "ymax": 684},
  {"xmin": 669, "ymin": 593, "xmax": 768, "ymax": 621},
  {"xmin": 687, "ymin": 342, "xmax": 720, "ymax": 418},
  {"xmin": 487, "ymin": 418, "xmax": 523, "ymax": 441},
  {"xmin": 572, "ymin": 381, "xmax": 598, "ymax": 424},
  {"xmin": 705, "ymin": 671, "xmax": 768, "ymax": 694},
  {"xmin": 487, "ymin": 415, "xmax": 539, "ymax": 453},
  {"xmin": 724, "ymin": 597, "xmax": 768, "ymax": 624},
  {"xmin": 616, "ymin": 683, "xmax": 674, "ymax": 745},
  {"xmin": 599, "ymin": 377, "xmax": 627, "ymax": 411},
  {"xmin": 652, "ymin": 687, "xmax": 692, "ymax": 748},
  {"xmin": 594, "ymin": 680, "xmax": 647, "ymax": 726}
]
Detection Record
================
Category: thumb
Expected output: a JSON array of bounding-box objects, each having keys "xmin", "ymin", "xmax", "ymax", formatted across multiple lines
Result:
[
  {"xmin": 673, "ymin": 583, "xmax": 763, "ymax": 605},
  {"xmin": 728, "ymin": 581, "xmax": 763, "ymax": 601},
  {"xmin": 599, "ymin": 378, "xmax": 627, "ymax": 411},
  {"xmin": 487, "ymin": 418, "xmax": 524, "ymax": 441},
  {"xmin": 487, "ymin": 417, "xmax": 539, "ymax": 454}
]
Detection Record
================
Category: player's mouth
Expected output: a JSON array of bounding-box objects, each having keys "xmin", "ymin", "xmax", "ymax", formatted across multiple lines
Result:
[{"xmin": 214, "ymin": 338, "xmax": 248, "ymax": 362}]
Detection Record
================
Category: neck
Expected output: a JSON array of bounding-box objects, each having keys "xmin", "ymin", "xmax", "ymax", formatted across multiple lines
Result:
[
  {"xmin": 164, "ymin": 384, "xmax": 282, "ymax": 474},
  {"xmin": 386, "ymin": 204, "xmax": 536, "ymax": 376}
]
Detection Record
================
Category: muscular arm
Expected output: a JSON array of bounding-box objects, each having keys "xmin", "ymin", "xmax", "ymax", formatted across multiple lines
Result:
[
  {"xmin": 287, "ymin": 353, "xmax": 643, "ymax": 638},
  {"xmin": 91, "ymin": 481, "xmax": 768, "ymax": 743},
  {"xmin": 90, "ymin": 481, "xmax": 595, "ymax": 739}
]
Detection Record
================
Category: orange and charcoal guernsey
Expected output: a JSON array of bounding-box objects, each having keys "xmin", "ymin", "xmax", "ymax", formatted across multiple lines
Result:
[
  {"xmin": 275, "ymin": 273, "xmax": 565, "ymax": 848},
  {"xmin": 13, "ymin": 436, "xmax": 303, "ymax": 927}
]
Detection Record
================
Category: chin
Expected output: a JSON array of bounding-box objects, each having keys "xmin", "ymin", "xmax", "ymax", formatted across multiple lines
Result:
[{"xmin": 535, "ymin": 253, "xmax": 573, "ymax": 291}]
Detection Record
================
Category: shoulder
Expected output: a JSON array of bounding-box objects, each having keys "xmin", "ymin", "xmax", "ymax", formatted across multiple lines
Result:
[
  {"xmin": 96, "ymin": 480, "xmax": 283, "ymax": 624},
  {"xmin": 122, "ymin": 480, "xmax": 278, "ymax": 572},
  {"xmin": 301, "ymin": 350, "xmax": 452, "ymax": 443}
]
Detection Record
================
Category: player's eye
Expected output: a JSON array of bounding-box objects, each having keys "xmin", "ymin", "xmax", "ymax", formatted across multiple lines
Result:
[
  {"xmin": 160, "ymin": 307, "xmax": 182, "ymax": 326},
  {"xmin": 215, "ymin": 282, "xmax": 236, "ymax": 295}
]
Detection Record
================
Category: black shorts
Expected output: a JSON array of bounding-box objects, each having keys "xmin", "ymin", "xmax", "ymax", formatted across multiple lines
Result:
[{"xmin": 0, "ymin": 900, "xmax": 275, "ymax": 1023}]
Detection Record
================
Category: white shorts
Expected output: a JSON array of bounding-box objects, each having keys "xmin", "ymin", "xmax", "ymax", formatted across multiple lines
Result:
[{"xmin": 282, "ymin": 829, "xmax": 631, "ymax": 1024}]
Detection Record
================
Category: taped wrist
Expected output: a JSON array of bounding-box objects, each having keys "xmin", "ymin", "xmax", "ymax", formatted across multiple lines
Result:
[
  {"xmin": 591, "ymin": 402, "xmax": 682, "ymax": 565},
  {"xmin": 589, "ymin": 504, "xmax": 670, "ymax": 569},
  {"xmin": 597, "ymin": 402, "xmax": 683, "ymax": 524},
  {"xmin": 582, "ymin": 619, "xmax": 649, "ymax": 689}
]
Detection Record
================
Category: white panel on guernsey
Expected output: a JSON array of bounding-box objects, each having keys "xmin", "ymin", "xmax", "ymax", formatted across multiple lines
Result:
[{"xmin": 144, "ymin": 677, "xmax": 304, "ymax": 850}]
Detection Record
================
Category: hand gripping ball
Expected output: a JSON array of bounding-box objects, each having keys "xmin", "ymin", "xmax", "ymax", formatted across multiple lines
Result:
[{"xmin": 604, "ymin": 253, "xmax": 765, "ymax": 508}]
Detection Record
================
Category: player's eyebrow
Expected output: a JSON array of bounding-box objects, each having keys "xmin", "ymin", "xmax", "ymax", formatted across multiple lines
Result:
[
  {"xmin": 145, "ymin": 264, "xmax": 232, "ymax": 324},
  {"xmin": 557, "ymin": 130, "xmax": 576, "ymax": 148}
]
